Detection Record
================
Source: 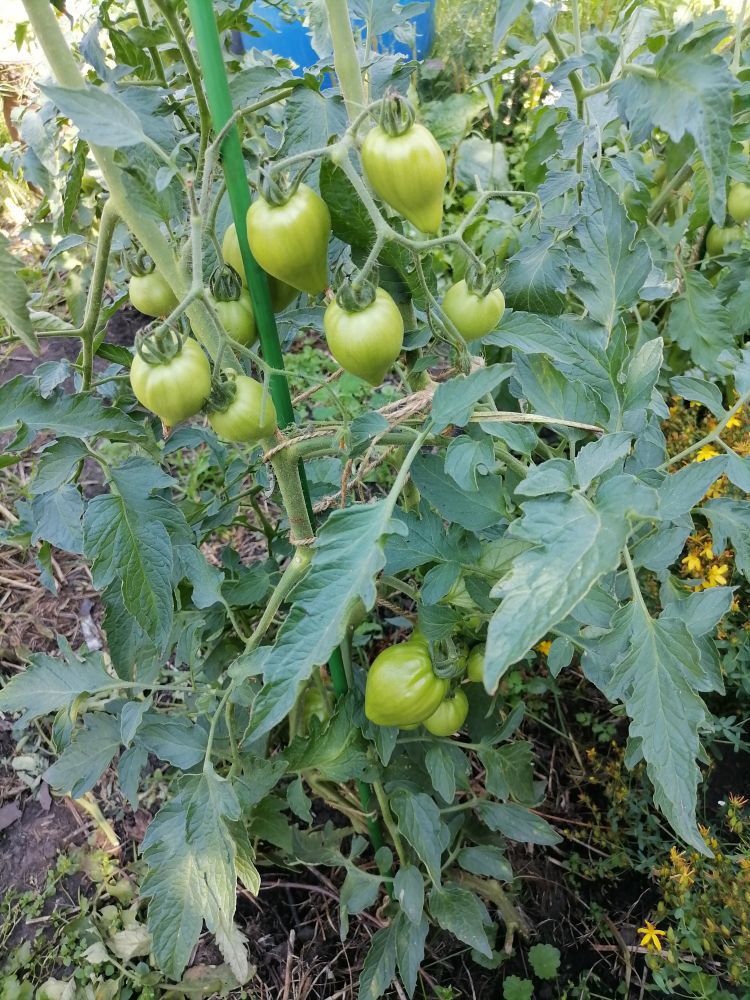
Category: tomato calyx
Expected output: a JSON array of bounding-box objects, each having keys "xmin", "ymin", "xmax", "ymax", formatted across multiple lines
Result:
[
  {"xmin": 465, "ymin": 257, "xmax": 500, "ymax": 298},
  {"xmin": 379, "ymin": 91, "xmax": 416, "ymax": 138},
  {"xmin": 123, "ymin": 244, "xmax": 156, "ymax": 278},
  {"xmin": 206, "ymin": 369, "xmax": 240, "ymax": 414},
  {"xmin": 431, "ymin": 636, "xmax": 468, "ymax": 681},
  {"xmin": 135, "ymin": 320, "xmax": 185, "ymax": 366},
  {"xmin": 258, "ymin": 163, "xmax": 308, "ymax": 208},
  {"xmin": 209, "ymin": 263, "xmax": 243, "ymax": 303},
  {"xmin": 334, "ymin": 267, "xmax": 378, "ymax": 312}
]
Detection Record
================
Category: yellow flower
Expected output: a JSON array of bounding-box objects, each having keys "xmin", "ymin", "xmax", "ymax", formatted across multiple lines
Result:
[
  {"xmin": 536, "ymin": 640, "xmax": 552, "ymax": 656},
  {"xmin": 694, "ymin": 445, "xmax": 720, "ymax": 462},
  {"xmin": 639, "ymin": 921, "xmax": 667, "ymax": 951},
  {"xmin": 726, "ymin": 409, "xmax": 742, "ymax": 429},
  {"xmin": 702, "ymin": 543, "xmax": 714, "ymax": 560},
  {"xmin": 681, "ymin": 552, "xmax": 703, "ymax": 575},
  {"xmin": 703, "ymin": 563, "xmax": 730, "ymax": 589}
]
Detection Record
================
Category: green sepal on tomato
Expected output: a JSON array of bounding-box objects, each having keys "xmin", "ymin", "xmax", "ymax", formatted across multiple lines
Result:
[
  {"xmin": 130, "ymin": 328, "xmax": 211, "ymax": 427},
  {"xmin": 246, "ymin": 182, "xmax": 331, "ymax": 296},
  {"xmin": 221, "ymin": 223, "xmax": 297, "ymax": 312},
  {"xmin": 423, "ymin": 689, "xmax": 469, "ymax": 737},
  {"xmin": 365, "ymin": 639, "xmax": 448, "ymax": 728},
  {"xmin": 207, "ymin": 372, "xmax": 277, "ymax": 443},
  {"xmin": 207, "ymin": 264, "xmax": 256, "ymax": 346},
  {"xmin": 324, "ymin": 283, "xmax": 404, "ymax": 386},
  {"xmin": 361, "ymin": 94, "xmax": 447, "ymax": 234}
]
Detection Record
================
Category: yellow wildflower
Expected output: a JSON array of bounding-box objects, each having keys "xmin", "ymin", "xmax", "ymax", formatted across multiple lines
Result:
[
  {"xmin": 638, "ymin": 921, "xmax": 667, "ymax": 951},
  {"xmin": 702, "ymin": 543, "xmax": 714, "ymax": 560},
  {"xmin": 726, "ymin": 409, "xmax": 742, "ymax": 429},
  {"xmin": 681, "ymin": 552, "xmax": 703, "ymax": 575},
  {"xmin": 695, "ymin": 445, "xmax": 720, "ymax": 462},
  {"xmin": 703, "ymin": 564, "xmax": 730, "ymax": 588},
  {"xmin": 536, "ymin": 640, "xmax": 552, "ymax": 656}
]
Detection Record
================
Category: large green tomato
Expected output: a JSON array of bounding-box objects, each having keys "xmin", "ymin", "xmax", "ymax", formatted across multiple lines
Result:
[
  {"xmin": 208, "ymin": 374, "xmax": 277, "ymax": 443},
  {"xmin": 130, "ymin": 338, "xmax": 211, "ymax": 426},
  {"xmin": 246, "ymin": 184, "xmax": 331, "ymax": 295},
  {"xmin": 728, "ymin": 182, "xmax": 750, "ymax": 224},
  {"xmin": 466, "ymin": 644, "xmax": 485, "ymax": 684},
  {"xmin": 441, "ymin": 279, "xmax": 505, "ymax": 342},
  {"xmin": 423, "ymin": 689, "xmax": 469, "ymax": 737},
  {"xmin": 706, "ymin": 224, "xmax": 743, "ymax": 256},
  {"xmin": 221, "ymin": 223, "xmax": 297, "ymax": 312},
  {"xmin": 361, "ymin": 123, "xmax": 447, "ymax": 234},
  {"xmin": 365, "ymin": 640, "xmax": 448, "ymax": 727},
  {"xmin": 324, "ymin": 288, "xmax": 404, "ymax": 386},
  {"xmin": 129, "ymin": 271, "xmax": 178, "ymax": 318}
]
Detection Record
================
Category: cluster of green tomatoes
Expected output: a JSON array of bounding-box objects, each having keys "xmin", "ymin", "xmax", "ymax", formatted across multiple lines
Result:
[
  {"xmin": 705, "ymin": 180, "xmax": 750, "ymax": 255},
  {"xmin": 126, "ymin": 97, "xmax": 506, "ymax": 441},
  {"xmin": 364, "ymin": 632, "xmax": 488, "ymax": 735}
]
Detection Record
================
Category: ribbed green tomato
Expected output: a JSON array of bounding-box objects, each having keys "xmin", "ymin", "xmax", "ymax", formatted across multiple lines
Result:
[
  {"xmin": 210, "ymin": 289, "xmax": 256, "ymax": 346},
  {"xmin": 208, "ymin": 375, "xmax": 277, "ymax": 443},
  {"xmin": 130, "ymin": 338, "xmax": 211, "ymax": 426},
  {"xmin": 129, "ymin": 271, "xmax": 178, "ymax": 318},
  {"xmin": 466, "ymin": 644, "xmax": 485, "ymax": 684},
  {"xmin": 324, "ymin": 288, "xmax": 404, "ymax": 386},
  {"xmin": 441, "ymin": 279, "xmax": 505, "ymax": 342},
  {"xmin": 221, "ymin": 223, "xmax": 297, "ymax": 312},
  {"xmin": 246, "ymin": 184, "xmax": 331, "ymax": 295},
  {"xmin": 728, "ymin": 182, "xmax": 750, "ymax": 224},
  {"xmin": 361, "ymin": 123, "xmax": 447, "ymax": 234},
  {"xmin": 706, "ymin": 224, "xmax": 743, "ymax": 256},
  {"xmin": 365, "ymin": 641, "xmax": 448, "ymax": 727},
  {"xmin": 423, "ymin": 689, "xmax": 469, "ymax": 737}
]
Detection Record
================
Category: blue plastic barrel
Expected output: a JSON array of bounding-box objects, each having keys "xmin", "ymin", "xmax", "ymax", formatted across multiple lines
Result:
[{"xmin": 235, "ymin": 2, "xmax": 436, "ymax": 74}]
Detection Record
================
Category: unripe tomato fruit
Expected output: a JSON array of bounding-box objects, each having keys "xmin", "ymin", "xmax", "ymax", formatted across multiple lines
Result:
[
  {"xmin": 246, "ymin": 184, "xmax": 331, "ymax": 295},
  {"xmin": 209, "ymin": 288, "xmax": 256, "ymax": 346},
  {"xmin": 130, "ymin": 338, "xmax": 211, "ymax": 426},
  {"xmin": 423, "ymin": 689, "xmax": 469, "ymax": 737},
  {"xmin": 466, "ymin": 644, "xmax": 485, "ymax": 684},
  {"xmin": 365, "ymin": 641, "xmax": 448, "ymax": 727},
  {"xmin": 221, "ymin": 224, "xmax": 297, "ymax": 312},
  {"xmin": 129, "ymin": 271, "xmax": 178, "ymax": 318},
  {"xmin": 728, "ymin": 182, "xmax": 750, "ymax": 223},
  {"xmin": 441, "ymin": 280, "xmax": 505, "ymax": 342},
  {"xmin": 208, "ymin": 375, "xmax": 277, "ymax": 443},
  {"xmin": 324, "ymin": 287, "xmax": 404, "ymax": 386},
  {"xmin": 361, "ymin": 123, "xmax": 447, "ymax": 234},
  {"xmin": 706, "ymin": 224, "xmax": 743, "ymax": 256}
]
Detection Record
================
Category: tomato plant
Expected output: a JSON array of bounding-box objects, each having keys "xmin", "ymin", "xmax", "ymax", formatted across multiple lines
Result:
[{"xmin": 1, "ymin": 0, "xmax": 749, "ymax": 997}]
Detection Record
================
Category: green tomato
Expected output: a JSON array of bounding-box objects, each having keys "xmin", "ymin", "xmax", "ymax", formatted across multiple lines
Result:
[
  {"xmin": 365, "ymin": 640, "xmax": 448, "ymax": 727},
  {"xmin": 466, "ymin": 644, "xmax": 486, "ymax": 684},
  {"xmin": 706, "ymin": 224, "xmax": 743, "ymax": 256},
  {"xmin": 130, "ymin": 337, "xmax": 211, "ymax": 426},
  {"xmin": 210, "ymin": 288, "xmax": 256, "ymax": 346},
  {"xmin": 324, "ymin": 287, "xmax": 404, "ymax": 386},
  {"xmin": 246, "ymin": 184, "xmax": 331, "ymax": 295},
  {"xmin": 441, "ymin": 279, "xmax": 505, "ymax": 342},
  {"xmin": 208, "ymin": 374, "xmax": 277, "ymax": 443},
  {"xmin": 423, "ymin": 689, "xmax": 469, "ymax": 737},
  {"xmin": 728, "ymin": 182, "xmax": 750, "ymax": 224},
  {"xmin": 221, "ymin": 223, "xmax": 297, "ymax": 311},
  {"xmin": 361, "ymin": 122, "xmax": 447, "ymax": 234},
  {"xmin": 129, "ymin": 271, "xmax": 178, "ymax": 318},
  {"xmin": 302, "ymin": 683, "xmax": 330, "ymax": 730}
]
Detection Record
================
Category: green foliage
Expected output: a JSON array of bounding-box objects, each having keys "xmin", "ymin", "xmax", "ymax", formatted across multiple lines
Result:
[{"xmin": 0, "ymin": 0, "xmax": 749, "ymax": 997}]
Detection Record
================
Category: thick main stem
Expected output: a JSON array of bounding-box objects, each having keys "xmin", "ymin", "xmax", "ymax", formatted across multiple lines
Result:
[{"xmin": 323, "ymin": 0, "xmax": 366, "ymax": 118}]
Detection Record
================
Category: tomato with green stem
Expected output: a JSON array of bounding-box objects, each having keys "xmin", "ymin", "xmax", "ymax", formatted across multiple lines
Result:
[
  {"xmin": 441, "ymin": 279, "xmax": 505, "ymax": 342},
  {"xmin": 246, "ymin": 180, "xmax": 331, "ymax": 296},
  {"xmin": 207, "ymin": 372, "xmax": 277, "ymax": 443},
  {"xmin": 129, "ymin": 270, "xmax": 178, "ymax": 318},
  {"xmin": 324, "ymin": 280, "xmax": 404, "ymax": 386},
  {"xmin": 361, "ymin": 93, "xmax": 446, "ymax": 234},
  {"xmin": 130, "ymin": 327, "xmax": 211, "ymax": 427},
  {"xmin": 207, "ymin": 263, "xmax": 255, "ymax": 346},
  {"xmin": 365, "ymin": 640, "xmax": 448, "ymax": 727},
  {"xmin": 423, "ymin": 689, "xmax": 469, "ymax": 737},
  {"xmin": 221, "ymin": 223, "xmax": 297, "ymax": 312}
]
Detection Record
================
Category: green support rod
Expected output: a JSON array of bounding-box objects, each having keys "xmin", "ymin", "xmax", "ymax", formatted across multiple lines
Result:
[{"xmin": 184, "ymin": 2, "xmax": 383, "ymax": 853}]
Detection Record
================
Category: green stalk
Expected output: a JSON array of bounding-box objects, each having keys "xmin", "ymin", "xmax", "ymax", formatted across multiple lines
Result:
[{"xmin": 323, "ymin": 0, "xmax": 366, "ymax": 118}]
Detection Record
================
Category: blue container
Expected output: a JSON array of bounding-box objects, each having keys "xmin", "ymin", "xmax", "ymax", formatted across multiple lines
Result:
[{"xmin": 236, "ymin": 1, "xmax": 436, "ymax": 74}]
